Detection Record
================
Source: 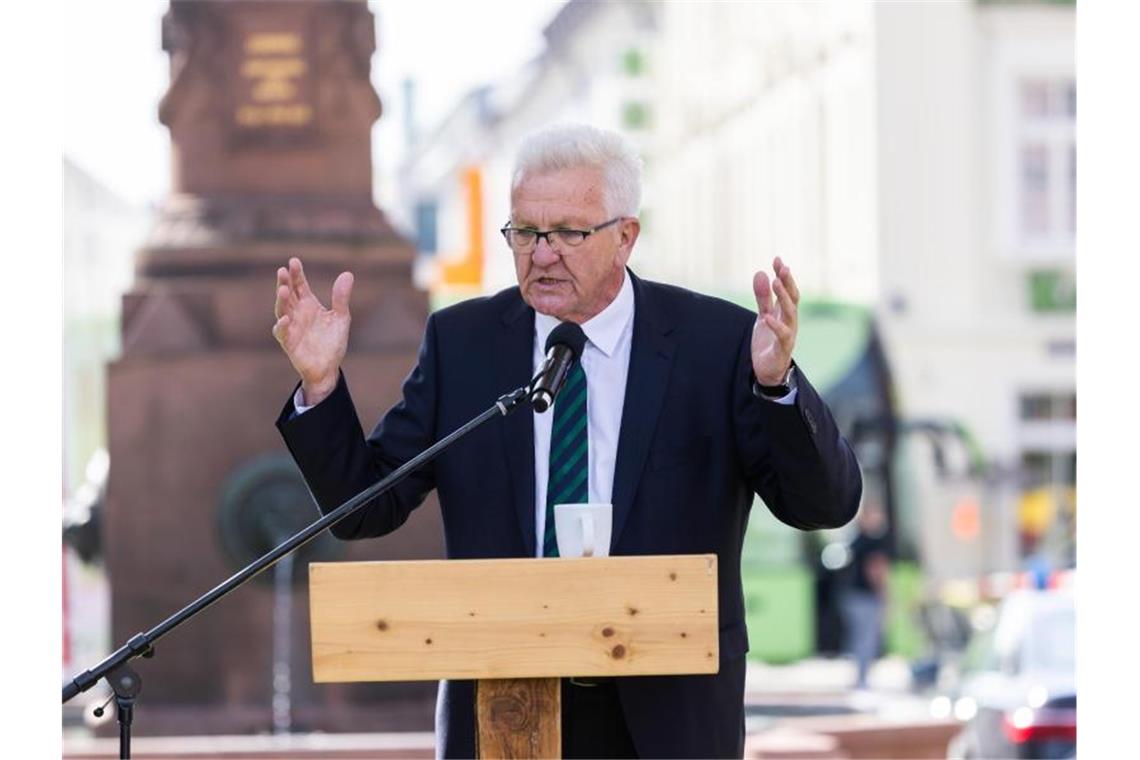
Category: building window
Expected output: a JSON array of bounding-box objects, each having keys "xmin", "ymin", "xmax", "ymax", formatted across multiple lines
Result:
[
  {"xmin": 1068, "ymin": 143, "xmax": 1075, "ymax": 233},
  {"xmin": 1014, "ymin": 77, "xmax": 1075, "ymax": 253},
  {"xmin": 622, "ymin": 48, "xmax": 645, "ymax": 77},
  {"xmin": 1026, "ymin": 269, "xmax": 1076, "ymax": 312},
  {"xmin": 1019, "ymin": 143, "xmax": 1050, "ymax": 237},
  {"xmin": 622, "ymin": 101, "xmax": 650, "ymax": 130},
  {"xmin": 1019, "ymin": 392, "xmax": 1075, "ymax": 423}
]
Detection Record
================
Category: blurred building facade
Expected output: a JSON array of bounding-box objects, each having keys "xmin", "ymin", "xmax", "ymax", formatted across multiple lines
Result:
[
  {"xmin": 645, "ymin": 0, "xmax": 877, "ymax": 304},
  {"xmin": 646, "ymin": 0, "xmax": 1075, "ymax": 581},
  {"xmin": 872, "ymin": 1, "xmax": 1075, "ymax": 579}
]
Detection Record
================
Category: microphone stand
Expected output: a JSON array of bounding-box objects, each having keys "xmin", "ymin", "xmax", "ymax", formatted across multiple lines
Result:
[{"xmin": 62, "ymin": 382, "xmax": 537, "ymax": 759}]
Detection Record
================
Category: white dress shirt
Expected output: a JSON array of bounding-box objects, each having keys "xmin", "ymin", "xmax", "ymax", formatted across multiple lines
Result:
[{"xmin": 531, "ymin": 272, "xmax": 636, "ymax": 556}]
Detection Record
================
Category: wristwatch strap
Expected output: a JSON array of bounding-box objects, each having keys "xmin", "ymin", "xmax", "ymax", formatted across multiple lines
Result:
[{"xmin": 756, "ymin": 362, "xmax": 796, "ymax": 398}]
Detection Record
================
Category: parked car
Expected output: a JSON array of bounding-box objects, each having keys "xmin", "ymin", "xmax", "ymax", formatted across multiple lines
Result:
[{"xmin": 945, "ymin": 586, "xmax": 1075, "ymax": 759}]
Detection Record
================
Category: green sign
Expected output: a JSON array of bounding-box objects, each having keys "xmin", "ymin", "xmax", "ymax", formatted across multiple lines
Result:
[{"xmin": 1028, "ymin": 269, "xmax": 1076, "ymax": 312}]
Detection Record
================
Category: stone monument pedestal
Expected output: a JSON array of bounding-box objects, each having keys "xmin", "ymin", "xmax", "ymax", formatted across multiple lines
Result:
[{"xmin": 104, "ymin": 0, "xmax": 441, "ymax": 735}]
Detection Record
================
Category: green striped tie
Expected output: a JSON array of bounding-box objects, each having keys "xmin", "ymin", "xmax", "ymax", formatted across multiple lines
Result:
[{"xmin": 543, "ymin": 362, "xmax": 588, "ymax": 557}]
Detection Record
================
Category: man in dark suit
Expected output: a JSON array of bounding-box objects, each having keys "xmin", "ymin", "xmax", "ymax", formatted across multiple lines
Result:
[{"xmin": 273, "ymin": 124, "xmax": 861, "ymax": 758}]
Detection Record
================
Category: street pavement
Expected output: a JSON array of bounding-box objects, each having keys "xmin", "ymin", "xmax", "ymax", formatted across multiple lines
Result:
[{"xmin": 744, "ymin": 656, "xmax": 959, "ymax": 759}]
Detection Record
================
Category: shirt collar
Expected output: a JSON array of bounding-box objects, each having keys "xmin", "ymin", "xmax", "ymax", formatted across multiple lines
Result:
[{"xmin": 534, "ymin": 270, "xmax": 634, "ymax": 358}]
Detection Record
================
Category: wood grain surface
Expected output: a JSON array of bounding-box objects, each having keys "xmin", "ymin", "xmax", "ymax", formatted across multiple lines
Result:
[{"xmin": 309, "ymin": 555, "xmax": 719, "ymax": 682}]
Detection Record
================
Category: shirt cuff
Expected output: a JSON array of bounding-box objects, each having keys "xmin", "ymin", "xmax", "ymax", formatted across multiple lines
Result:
[{"xmin": 293, "ymin": 387, "xmax": 315, "ymax": 415}]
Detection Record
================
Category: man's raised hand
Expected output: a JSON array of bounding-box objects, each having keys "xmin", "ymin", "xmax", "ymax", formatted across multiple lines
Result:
[
  {"xmin": 272, "ymin": 257, "xmax": 354, "ymax": 407},
  {"xmin": 751, "ymin": 256, "xmax": 799, "ymax": 386}
]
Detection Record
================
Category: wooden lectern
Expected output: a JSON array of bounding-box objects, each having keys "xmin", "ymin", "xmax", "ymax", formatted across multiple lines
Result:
[{"xmin": 309, "ymin": 554, "xmax": 720, "ymax": 758}]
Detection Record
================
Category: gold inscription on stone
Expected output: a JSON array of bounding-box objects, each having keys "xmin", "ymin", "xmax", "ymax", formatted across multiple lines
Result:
[
  {"xmin": 242, "ymin": 58, "xmax": 307, "ymax": 81},
  {"xmin": 251, "ymin": 78, "xmax": 297, "ymax": 102},
  {"xmin": 245, "ymin": 32, "xmax": 302, "ymax": 56},
  {"xmin": 237, "ymin": 31, "xmax": 312, "ymax": 126},
  {"xmin": 236, "ymin": 104, "xmax": 313, "ymax": 127}
]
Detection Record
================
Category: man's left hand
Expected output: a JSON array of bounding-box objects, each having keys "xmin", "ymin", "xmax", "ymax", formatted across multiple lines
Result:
[{"xmin": 751, "ymin": 256, "xmax": 800, "ymax": 385}]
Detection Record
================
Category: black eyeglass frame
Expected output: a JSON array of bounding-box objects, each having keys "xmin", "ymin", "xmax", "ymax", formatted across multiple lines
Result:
[{"xmin": 499, "ymin": 216, "xmax": 623, "ymax": 253}]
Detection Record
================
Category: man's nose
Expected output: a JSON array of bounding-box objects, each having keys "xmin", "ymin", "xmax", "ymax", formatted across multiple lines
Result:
[{"xmin": 531, "ymin": 236, "xmax": 560, "ymax": 266}]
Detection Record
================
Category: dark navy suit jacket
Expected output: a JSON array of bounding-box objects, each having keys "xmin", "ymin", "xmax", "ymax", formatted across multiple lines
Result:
[{"xmin": 277, "ymin": 270, "xmax": 862, "ymax": 758}]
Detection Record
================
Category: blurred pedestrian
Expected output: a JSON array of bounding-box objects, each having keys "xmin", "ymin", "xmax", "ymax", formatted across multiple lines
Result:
[{"xmin": 841, "ymin": 504, "xmax": 891, "ymax": 690}]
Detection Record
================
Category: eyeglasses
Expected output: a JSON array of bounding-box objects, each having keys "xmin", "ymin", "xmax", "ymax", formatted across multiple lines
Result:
[{"xmin": 499, "ymin": 217, "xmax": 622, "ymax": 254}]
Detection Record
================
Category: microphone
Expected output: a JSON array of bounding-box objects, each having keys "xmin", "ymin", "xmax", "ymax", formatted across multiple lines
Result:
[{"xmin": 530, "ymin": 322, "xmax": 587, "ymax": 413}]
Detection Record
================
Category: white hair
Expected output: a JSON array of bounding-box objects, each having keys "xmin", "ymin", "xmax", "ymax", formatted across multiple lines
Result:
[{"xmin": 511, "ymin": 123, "xmax": 644, "ymax": 217}]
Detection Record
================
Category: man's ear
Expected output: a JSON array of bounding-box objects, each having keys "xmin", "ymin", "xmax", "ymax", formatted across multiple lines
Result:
[{"xmin": 617, "ymin": 217, "xmax": 641, "ymax": 264}]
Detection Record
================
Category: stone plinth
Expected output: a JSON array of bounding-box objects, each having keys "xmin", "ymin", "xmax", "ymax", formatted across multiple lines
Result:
[{"xmin": 103, "ymin": 0, "xmax": 440, "ymax": 736}]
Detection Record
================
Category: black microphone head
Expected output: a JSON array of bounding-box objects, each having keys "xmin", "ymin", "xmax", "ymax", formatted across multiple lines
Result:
[{"xmin": 545, "ymin": 322, "xmax": 587, "ymax": 362}]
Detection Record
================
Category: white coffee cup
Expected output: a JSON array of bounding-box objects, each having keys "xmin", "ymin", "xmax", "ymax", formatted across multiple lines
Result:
[{"xmin": 554, "ymin": 503, "xmax": 613, "ymax": 558}]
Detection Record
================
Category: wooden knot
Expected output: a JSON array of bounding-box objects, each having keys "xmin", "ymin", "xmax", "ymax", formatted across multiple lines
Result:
[
  {"xmin": 669, "ymin": 572, "xmax": 677, "ymax": 581},
  {"xmin": 488, "ymin": 695, "xmax": 533, "ymax": 733},
  {"xmin": 611, "ymin": 644, "xmax": 626, "ymax": 659},
  {"xmin": 626, "ymin": 606, "xmax": 639, "ymax": 617},
  {"xmin": 375, "ymin": 620, "xmax": 389, "ymax": 632},
  {"xmin": 602, "ymin": 627, "xmax": 615, "ymax": 638}
]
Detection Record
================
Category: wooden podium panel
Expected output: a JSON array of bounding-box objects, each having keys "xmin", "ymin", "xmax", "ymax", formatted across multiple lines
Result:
[{"xmin": 309, "ymin": 555, "xmax": 719, "ymax": 683}]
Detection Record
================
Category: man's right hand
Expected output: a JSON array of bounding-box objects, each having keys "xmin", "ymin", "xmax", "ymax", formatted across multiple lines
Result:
[{"xmin": 273, "ymin": 257, "xmax": 354, "ymax": 407}]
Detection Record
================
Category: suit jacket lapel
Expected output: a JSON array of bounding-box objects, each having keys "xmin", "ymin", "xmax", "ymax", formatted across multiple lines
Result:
[
  {"xmin": 495, "ymin": 294, "xmax": 538, "ymax": 557},
  {"xmin": 611, "ymin": 272, "xmax": 676, "ymax": 548}
]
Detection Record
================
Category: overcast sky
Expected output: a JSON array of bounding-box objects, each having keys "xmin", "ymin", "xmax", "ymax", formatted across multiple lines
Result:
[{"xmin": 63, "ymin": 0, "xmax": 563, "ymax": 207}]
